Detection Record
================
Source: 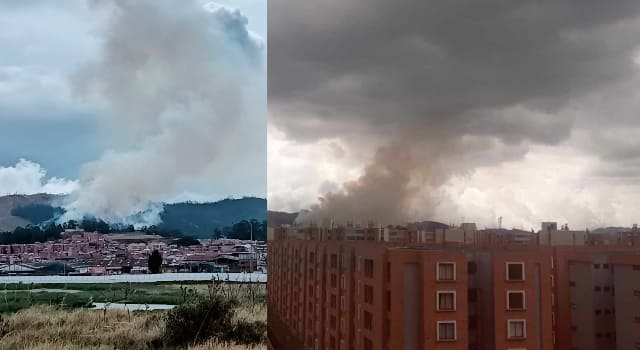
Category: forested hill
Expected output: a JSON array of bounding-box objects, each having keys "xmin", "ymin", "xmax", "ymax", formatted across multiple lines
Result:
[
  {"xmin": 159, "ymin": 198, "xmax": 266, "ymax": 237},
  {"xmin": 1, "ymin": 195, "xmax": 266, "ymax": 238}
]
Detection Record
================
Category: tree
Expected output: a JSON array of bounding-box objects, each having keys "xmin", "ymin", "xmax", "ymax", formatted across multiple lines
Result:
[
  {"xmin": 175, "ymin": 236, "xmax": 201, "ymax": 246},
  {"xmin": 96, "ymin": 220, "xmax": 110, "ymax": 234},
  {"xmin": 81, "ymin": 218, "xmax": 96, "ymax": 232},
  {"xmin": 148, "ymin": 249, "xmax": 163, "ymax": 274},
  {"xmin": 64, "ymin": 220, "xmax": 77, "ymax": 230}
]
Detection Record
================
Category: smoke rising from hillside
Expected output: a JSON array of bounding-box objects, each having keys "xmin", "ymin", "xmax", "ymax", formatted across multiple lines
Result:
[{"xmin": 61, "ymin": 1, "xmax": 263, "ymax": 223}]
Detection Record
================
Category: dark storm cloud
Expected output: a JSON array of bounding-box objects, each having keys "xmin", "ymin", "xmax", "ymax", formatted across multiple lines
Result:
[
  {"xmin": 270, "ymin": 0, "xmax": 640, "ymax": 223},
  {"xmin": 271, "ymin": 0, "xmax": 640, "ymax": 139}
]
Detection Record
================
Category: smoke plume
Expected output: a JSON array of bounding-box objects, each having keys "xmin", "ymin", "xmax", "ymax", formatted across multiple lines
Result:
[
  {"xmin": 61, "ymin": 1, "xmax": 263, "ymax": 223},
  {"xmin": 272, "ymin": 0, "xmax": 640, "ymax": 226}
]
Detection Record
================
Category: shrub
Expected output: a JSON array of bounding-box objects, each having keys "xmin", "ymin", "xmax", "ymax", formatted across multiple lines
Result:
[
  {"xmin": 162, "ymin": 296, "xmax": 237, "ymax": 346},
  {"xmin": 222, "ymin": 320, "xmax": 266, "ymax": 345}
]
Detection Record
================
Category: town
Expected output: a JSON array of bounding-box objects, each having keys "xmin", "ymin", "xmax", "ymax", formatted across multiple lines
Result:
[{"xmin": 0, "ymin": 229, "xmax": 267, "ymax": 275}]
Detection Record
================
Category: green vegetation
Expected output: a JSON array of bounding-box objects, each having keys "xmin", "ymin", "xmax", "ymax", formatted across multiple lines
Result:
[
  {"xmin": 0, "ymin": 281, "xmax": 266, "ymax": 314},
  {"xmin": 0, "ymin": 280, "xmax": 267, "ymax": 350}
]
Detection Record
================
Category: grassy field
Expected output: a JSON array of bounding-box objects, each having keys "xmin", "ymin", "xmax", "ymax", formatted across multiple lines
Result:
[
  {"xmin": 0, "ymin": 281, "xmax": 266, "ymax": 313},
  {"xmin": 0, "ymin": 281, "xmax": 267, "ymax": 349},
  {"xmin": 0, "ymin": 304, "xmax": 266, "ymax": 350}
]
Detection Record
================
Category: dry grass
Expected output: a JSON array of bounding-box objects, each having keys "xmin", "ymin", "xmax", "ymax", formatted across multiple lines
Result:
[{"xmin": 0, "ymin": 305, "xmax": 265, "ymax": 350}]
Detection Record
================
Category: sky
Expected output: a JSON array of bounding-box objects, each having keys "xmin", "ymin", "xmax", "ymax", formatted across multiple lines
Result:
[
  {"xmin": 0, "ymin": 0, "xmax": 266, "ymax": 221},
  {"xmin": 268, "ymin": 0, "xmax": 640, "ymax": 230}
]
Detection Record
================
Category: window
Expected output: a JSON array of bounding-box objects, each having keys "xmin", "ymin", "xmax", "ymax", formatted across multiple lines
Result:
[
  {"xmin": 594, "ymin": 263, "xmax": 600, "ymax": 269},
  {"xmin": 506, "ymin": 262, "xmax": 525, "ymax": 281},
  {"xmin": 507, "ymin": 291, "xmax": 525, "ymax": 310},
  {"xmin": 364, "ymin": 285, "xmax": 373, "ymax": 304},
  {"xmin": 331, "ymin": 294, "xmax": 337, "ymax": 308},
  {"xmin": 364, "ymin": 259, "xmax": 374, "ymax": 277},
  {"xmin": 386, "ymin": 290, "xmax": 391, "ymax": 311},
  {"xmin": 330, "ymin": 316, "xmax": 337, "ymax": 329},
  {"xmin": 341, "ymin": 274, "xmax": 346, "ymax": 289},
  {"xmin": 386, "ymin": 262, "xmax": 391, "ymax": 282},
  {"xmin": 331, "ymin": 254, "xmax": 338, "ymax": 268},
  {"xmin": 634, "ymin": 290, "xmax": 640, "ymax": 297},
  {"xmin": 594, "ymin": 286, "xmax": 601, "ymax": 291},
  {"xmin": 468, "ymin": 288, "xmax": 478, "ymax": 302},
  {"xmin": 595, "ymin": 309, "xmax": 601, "ymax": 315},
  {"xmin": 437, "ymin": 291, "xmax": 456, "ymax": 311},
  {"xmin": 340, "ymin": 296, "xmax": 346, "ymax": 311},
  {"xmin": 363, "ymin": 311, "xmax": 373, "ymax": 330},
  {"xmin": 437, "ymin": 321, "xmax": 456, "ymax": 341},
  {"xmin": 331, "ymin": 274, "xmax": 337, "ymax": 288},
  {"xmin": 469, "ymin": 316, "xmax": 477, "ymax": 329},
  {"xmin": 437, "ymin": 262, "xmax": 455, "ymax": 281},
  {"xmin": 603, "ymin": 264, "xmax": 609, "ymax": 269},
  {"xmin": 569, "ymin": 281, "xmax": 576, "ymax": 287},
  {"xmin": 468, "ymin": 261, "xmax": 477, "ymax": 274},
  {"xmin": 309, "ymin": 252, "xmax": 315, "ymax": 263},
  {"xmin": 508, "ymin": 320, "xmax": 526, "ymax": 339}
]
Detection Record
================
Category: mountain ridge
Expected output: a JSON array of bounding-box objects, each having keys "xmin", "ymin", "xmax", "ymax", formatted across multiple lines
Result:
[{"xmin": 0, "ymin": 194, "xmax": 266, "ymax": 238}]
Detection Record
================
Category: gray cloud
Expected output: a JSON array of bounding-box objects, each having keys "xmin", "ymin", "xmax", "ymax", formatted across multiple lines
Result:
[{"xmin": 270, "ymin": 0, "xmax": 640, "ymax": 224}]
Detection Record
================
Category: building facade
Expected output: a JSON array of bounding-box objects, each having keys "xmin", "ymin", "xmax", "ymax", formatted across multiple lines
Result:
[{"xmin": 268, "ymin": 224, "xmax": 640, "ymax": 350}]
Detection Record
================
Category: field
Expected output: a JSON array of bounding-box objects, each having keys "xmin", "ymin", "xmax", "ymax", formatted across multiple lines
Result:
[
  {"xmin": 0, "ymin": 281, "xmax": 267, "ymax": 350},
  {"xmin": 0, "ymin": 281, "xmax": 266, "ymax": 313}
]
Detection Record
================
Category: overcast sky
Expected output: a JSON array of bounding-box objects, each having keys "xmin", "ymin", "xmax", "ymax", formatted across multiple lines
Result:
[
  {"xmin": 268, "ymin": 0, "xmax": 640, "ymax": 230},
  {"xmin": 0, "ymin": 1, "xmax": 266, "ymax": 213}
]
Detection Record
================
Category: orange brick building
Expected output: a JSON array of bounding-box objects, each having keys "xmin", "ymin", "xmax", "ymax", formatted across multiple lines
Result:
[{"xmin": 267, "ymin": 224, "xmax": 640, "ymax": 350}]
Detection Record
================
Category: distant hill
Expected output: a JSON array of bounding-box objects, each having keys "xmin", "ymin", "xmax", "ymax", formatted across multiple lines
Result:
[
  {"xmin": 159, "ymin": 198, "xmax": 266, "ymax": 237},
  {"xmin": 0, "ymin": 194, "xmax": 63, "ymax": 232},
  {"xmin": 1, "ymin": 195, "xmax": 266, "ymax": 238},
  {"xmin": 590, "ymin": 226, "xmax": 631, "ymax": 235},
  {"xmin": 267, "ymin": 210, "xmax": 298, "ymax": 227},
  {"xmin": 407, "ymin": 220, "xmax": 449, "ymax": 231}
]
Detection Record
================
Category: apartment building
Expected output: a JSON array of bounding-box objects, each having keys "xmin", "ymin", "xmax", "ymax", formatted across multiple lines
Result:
[
  {"xmin": 552, "ymin": 246, "xmax": 640, "ymax": 350},
  {"xmin": 268, "ymin": 223, "xmax": 640, "ymax": 350}
]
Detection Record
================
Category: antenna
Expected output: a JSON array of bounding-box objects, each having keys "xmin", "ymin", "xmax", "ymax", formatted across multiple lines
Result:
[{"xmin": 498, "ymin": 216, "xmax": 503, "ymax": 230}]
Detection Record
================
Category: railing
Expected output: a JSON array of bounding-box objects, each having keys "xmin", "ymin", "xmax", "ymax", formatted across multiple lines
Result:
[{"xmin": 0, "ymin": 272, "xmax": 267, "ymax": 284}]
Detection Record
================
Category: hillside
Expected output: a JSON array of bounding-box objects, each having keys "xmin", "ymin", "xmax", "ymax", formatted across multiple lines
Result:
[
  {"xmin": 407, "ymin": 220, "xmax": 449, "ymax": 231},
  {"xmin": 0, "ymin": 193, "xmax": 63, "ymax": 232},
  {"xmin": 159, "ymin": 198, "xmax": 267, "ymax": 237},
  {"xmin": 1, "ymin": 195, "xmax": 266, "ymax": 238}
]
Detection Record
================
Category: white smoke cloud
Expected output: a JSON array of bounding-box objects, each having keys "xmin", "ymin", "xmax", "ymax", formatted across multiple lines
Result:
[
  {"xmin": 0, "ymin": 159, "xmax": 78, "ymax": 195},
  {"xmin": 60, "ymin": 1, "xmax": 264, "ymax": 223}
]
